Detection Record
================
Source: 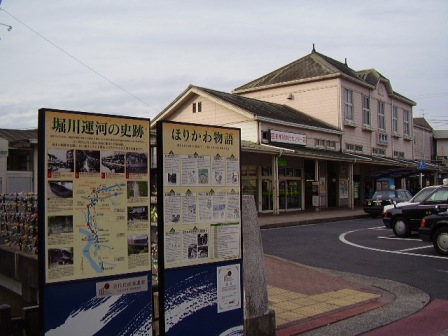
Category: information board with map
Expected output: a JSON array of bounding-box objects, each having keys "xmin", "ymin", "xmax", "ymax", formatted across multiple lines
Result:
[{"xmin": 41, "ymin": 109, "xmax": 151, "ymax": 283}]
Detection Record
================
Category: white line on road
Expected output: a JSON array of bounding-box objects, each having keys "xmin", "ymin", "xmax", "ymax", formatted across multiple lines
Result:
[
  {"xmin": 339, "ymin": 228, "xmax": 447, "ymax": 260},
  {"xmin": 398, "ymin": 246, "xmax": 433, "ymax": 252},
  {"xmin": 377, "ymin": 236, "xmax": 418, "ymax": 241}
]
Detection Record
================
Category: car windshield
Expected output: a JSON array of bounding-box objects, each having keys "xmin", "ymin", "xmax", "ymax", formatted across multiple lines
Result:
[
  {"xmin": 372, "ymin": 191, "xmax": 396, "ymax": 199},
  {"xmin": 411, "ymin": 187, "xmax": 437, "ymax": 202}
]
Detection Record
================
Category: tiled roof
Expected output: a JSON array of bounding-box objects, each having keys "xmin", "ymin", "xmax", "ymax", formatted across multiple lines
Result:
[
  {"xmin": 356, "ymin": 69, "xmax": 388, "ymax": 87},
  {"xmin": 0, "ymin": 128, "xmax": 38, "ymax": 143},
  {"xmin": 197, "ymin": 86, "xmax": 340, "ymax": 133},
  {"xmin": 233, "ymin": 50, "xmax": 368, "ymax": 93},
  {"xmin": 413, "ymin": 117, "xmax": 432, "ymax": 130},
  {"xmin": 233, "ymin": 49, "xmax": 415, "ymax": 105},
  {"xmin": 433, "ymin": 130, "xmax": 448, "ymax": 139}
]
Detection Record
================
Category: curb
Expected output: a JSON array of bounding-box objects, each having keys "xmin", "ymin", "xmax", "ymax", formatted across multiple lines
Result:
[
  {"xmin": 298, "ymin": 269, "xmax": 430, "ymax": 336},
  {"xmin": 260, "ymin": 214, "xmax": 369, "ymax": 229}
]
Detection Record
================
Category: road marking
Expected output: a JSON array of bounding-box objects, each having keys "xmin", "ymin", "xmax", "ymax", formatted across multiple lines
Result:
[
  {"xmin": 377, "ymin": 236, "xmax": 418, "ymax": 241},
  {"xmin": 339, "ymin": 228, "xmax": 448, "ymax": 260},
  {"xmin": 397, "ymin": 246, "xmax": 433, "ymax": 252},
  {"xmin": 368, "ymin": 227, "xmax": 389, "ymax": 231}
]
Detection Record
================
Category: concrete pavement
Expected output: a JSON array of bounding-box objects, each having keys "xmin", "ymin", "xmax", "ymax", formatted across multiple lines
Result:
[{"xmin": 260, "ymin": 207, "xmax": 438, "ymax": 335}]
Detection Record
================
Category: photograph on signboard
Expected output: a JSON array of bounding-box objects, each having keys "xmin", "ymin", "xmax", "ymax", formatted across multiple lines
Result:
[
  {"xmin": 127, "ymin": 180, "xmax": 148, "ymax": 200},
  {"xmin": 128, "ymin": 234, "xmax": 149, "ymax": 254},
  {"xmin": 48, "ymin": 247, "xmax": 74, "ymax": 267},
  {"xmin": 126, "ymin": 152, "xmax": 148, "ymax": 174},
  {"xmin": 47, "ymin": 181, "xmax": 73, "ymax": 199},
  {"xmin": 47, "ymin": 148, "xmax": 74, "ymax": 175},
  {"xmin": 47, "ymin": 215, "xmax": 74, "ymax": 247},
  {"xmin": 100, "ymin": 151, "xmax": 126, "ymax": 174},
  {"xmin": 127, "ymin": 206, "xmax": 149, "ymax": 222},
  {"xmin": 75, "ymin": 150, "xmax": 101, "ymax": 174}
]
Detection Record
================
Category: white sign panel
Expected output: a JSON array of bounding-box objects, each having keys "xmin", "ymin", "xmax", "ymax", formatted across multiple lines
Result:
[
  {"xmin": 270, "ymin": 130, "xmax": 306, "ymax": 146},
  {"xmin": 217, "ymin": 264, "xmax": 241, "ymax": 313},
  {"xmin": 96, "ymin": 275, "xmax": 149, "ymax": 298}
]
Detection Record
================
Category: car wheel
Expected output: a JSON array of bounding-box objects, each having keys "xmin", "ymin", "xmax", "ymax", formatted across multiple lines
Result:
[
  {"xmin": 433, "ymin": 228, "xmax": 448, "ymax": 256},
  {"xmin": 392, "ymin": 216, "xmax": 411, "ymax": 237}
]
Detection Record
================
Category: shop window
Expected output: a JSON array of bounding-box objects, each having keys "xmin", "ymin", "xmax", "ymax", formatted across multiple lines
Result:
[
  {"xmin": 262, "ymin": 167, "xmax": 272, "ymax": 176},
  {"xmin": 242, "ymin": 165, "xmax": 257, "ymax": 177}
]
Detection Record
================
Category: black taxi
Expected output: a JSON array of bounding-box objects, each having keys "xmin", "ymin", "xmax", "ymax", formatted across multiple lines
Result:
[
  {"xmin": 419, "ymin": 207, "xmax": 448, "ymax": 255},
  {"xmin": 383, "ymin": 181, "xmax": 448, "ymax": 238}
]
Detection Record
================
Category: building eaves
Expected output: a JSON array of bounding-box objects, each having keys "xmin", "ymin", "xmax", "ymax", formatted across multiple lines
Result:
[
  {"xmin": 151, "ymin": 84, "xmax": 195, "ymax": 127},
  {"xmin": 0, "ymin": 128, "xmax": 38, "ymax": 143},
  {"xmin": 392, "ymin": 90, "xmax": 416, "ymax": 106},
  {"xmin": 241, "ymin": 140, "xmax": 355, "ymax": 162},
  {"xmin": 413, "ymin": 117, "xmax": 433, "ymax": 131},
  {"xmin": 433, "ymin": 130, "xmax": 448, "ymax": 139}
]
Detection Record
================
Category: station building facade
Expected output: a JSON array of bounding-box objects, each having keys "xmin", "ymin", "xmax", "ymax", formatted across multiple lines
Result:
[{"xmin": 152, "ymin": 48, "xmax": 447, "ymax": 213}]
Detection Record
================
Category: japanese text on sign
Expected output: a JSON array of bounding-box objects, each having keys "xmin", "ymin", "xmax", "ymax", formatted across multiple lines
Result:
[{"xmin": 52, "ymin": 117, "xmax": 145, "ymax": 138}]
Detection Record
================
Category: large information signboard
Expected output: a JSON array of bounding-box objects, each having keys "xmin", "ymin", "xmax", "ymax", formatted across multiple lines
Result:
[
  {"xmin": 42, "ymin": 109, "xmax": 151, "ymax": 282},
  {"xmin": 157, "ymin": 121, "xmax": 244, "ymax": 336},
  {"xmin": 160, "ymin": 121, "xmax": 241, "ymax": 268},
  {"xmin": 39, "ymin": 108, "xmax": 153, "ymax": 335}
]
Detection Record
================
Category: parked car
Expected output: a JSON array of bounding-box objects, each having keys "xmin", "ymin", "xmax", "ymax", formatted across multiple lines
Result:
[
  {"xmin": 419, "ymin": 207, "xmax": 448, "ymax": 255},
  {"xmin": 363, "ymin": 189, "xmax": 412, "ymax": 218},
  {"xmin": 383, "ymin": 182, "xmax": 448, "ymax": 238}
]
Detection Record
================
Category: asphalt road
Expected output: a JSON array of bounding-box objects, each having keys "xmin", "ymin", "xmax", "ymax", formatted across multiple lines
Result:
[{"xmin": 261, "ymin": 217, "xmax": 448, "ymax": 300}]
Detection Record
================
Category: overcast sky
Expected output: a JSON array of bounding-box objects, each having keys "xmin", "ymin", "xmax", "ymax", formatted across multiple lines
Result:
[{"xmin": 1, "ymin": 0, "xmax": 447, "ymax": 130}]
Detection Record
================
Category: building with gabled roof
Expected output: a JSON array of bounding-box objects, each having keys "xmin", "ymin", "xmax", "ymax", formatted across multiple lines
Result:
[
  {"xmin": 413, "ymin": 117, "xmax": 434, "ymax": 162},
  {"xmin": 152, "ymin": 48, "xmax": 447, "ymax": 213},
  {"xmin": 433, "ymin": 130, "xmax": 448, "ymax": 167}
]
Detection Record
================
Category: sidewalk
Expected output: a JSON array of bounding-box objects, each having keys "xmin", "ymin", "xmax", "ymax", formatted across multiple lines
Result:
[{"xmin": 260, "ymin": 207, "xmax": 430, "ymax": 335}]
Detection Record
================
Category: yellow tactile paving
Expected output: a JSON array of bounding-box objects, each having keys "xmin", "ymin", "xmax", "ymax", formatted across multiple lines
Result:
[
  {"xmin": 280, "ymin": 310, "xmax": 308, "ymax": 322},
  {"xmin": 308, "ymin": 293, "xmax": 338, "ymax": 302},
  {"xmin": 295, "ymin": 302, "xmax": 340, "ymax": 316},
  {"xmin": 267, "ymin": 285, "xmax": 380, "ymax": 328},
  {"xmin": 286, "ymin": 291, "xmax": 308, "ymax": 299},
  {"xmin": 290, "ymin": 297, "xmax": 321, "ymax": 306},
  {"xmin": 273, "ymin": 300, "xmax": 303, "ymax": 311},
  {"xmin": 267, "ymin": 286, "xmax": 290, "ymax": 295},
  {"xmin": 269, "ymin": 294, "xmax": 291, "ymax": 304}
]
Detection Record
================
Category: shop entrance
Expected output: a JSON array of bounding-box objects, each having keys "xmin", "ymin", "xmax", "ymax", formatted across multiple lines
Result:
[
  {"xmin": 279, "ymin": 180, "xmax": 301, "ymax": 211},
  {"xmin": 261, "ymin": 179, "xmax": 273, "ymax": 211},
  {"xmin": 327, "ymin": 161, "xmax": 338, "ymax": 207},
  {"xmin": 304, "ymin": 160, "xmax": 315, "ymax": 210}
]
